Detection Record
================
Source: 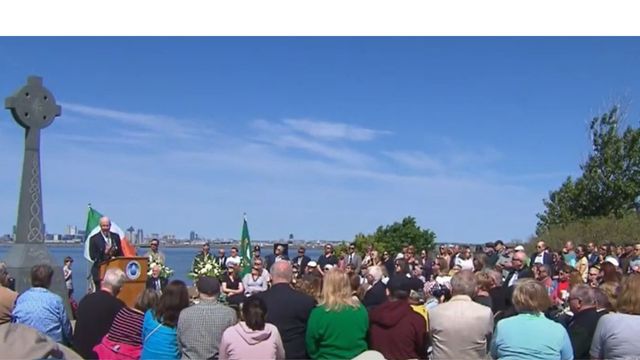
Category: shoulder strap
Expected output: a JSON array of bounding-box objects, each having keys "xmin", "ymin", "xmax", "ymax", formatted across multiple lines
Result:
[{"xmin": 144, "ymin": 323, "xmax": 163, "ymax": 343}]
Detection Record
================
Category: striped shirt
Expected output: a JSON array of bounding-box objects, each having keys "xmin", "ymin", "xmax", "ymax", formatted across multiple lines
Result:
[{"xmin": 107, "ymin": 307, "xmax": 145, "ymax": 346}]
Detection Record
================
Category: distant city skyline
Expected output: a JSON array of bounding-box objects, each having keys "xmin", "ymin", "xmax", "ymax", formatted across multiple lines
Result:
[{"xmin": 2, "ymin": 38, "xmax": 640, "ymax": 243}]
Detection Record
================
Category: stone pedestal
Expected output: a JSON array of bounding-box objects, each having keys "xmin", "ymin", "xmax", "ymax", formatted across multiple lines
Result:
[{"xmin": 4, "ymin": 244, "xmax": 68, "ymax": 299}]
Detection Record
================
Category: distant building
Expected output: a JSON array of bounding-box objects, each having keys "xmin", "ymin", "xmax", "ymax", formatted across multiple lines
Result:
[
  {"xmin": 136, "ymin": 228, "xmax": 144, "ymax": 244},
  {"xmin": 189, "ymin": 231, "xmax": 198, "ymax": 242},
  {"xmin": 65, "ymin": 225, "xmax": 78, "ymax": 236}
]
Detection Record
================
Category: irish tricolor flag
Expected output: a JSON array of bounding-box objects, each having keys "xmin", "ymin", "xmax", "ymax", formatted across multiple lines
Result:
[{"xmin": 83, "ymin": 205, "xmax": 136, "ymax": 262}]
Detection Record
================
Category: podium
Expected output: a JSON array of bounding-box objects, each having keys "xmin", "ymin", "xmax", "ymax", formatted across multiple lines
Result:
[{"xmin": 99, "ymin": 256, "xmax": 148, "ymax": 307}]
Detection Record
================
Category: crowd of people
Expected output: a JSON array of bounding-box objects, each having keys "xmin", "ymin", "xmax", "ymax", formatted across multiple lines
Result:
[{"xmin": 1, "ymin": 238, "xmax": 640, "ymax": 360}]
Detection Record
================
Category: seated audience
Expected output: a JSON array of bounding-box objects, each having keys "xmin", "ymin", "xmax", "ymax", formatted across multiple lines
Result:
[
  {"xmin": 362, "ymin": 265, "xmax": 387, "ymax": 309},
  {"xmin": 73, "ymin": 268, "xmax": 126, "ymax": 358},
  {"xmin": 590, "ymin": 274, "xmax": 640, "ymax": 359},
  {"xmin": 368, "ymin": 275, "xmax": 427, "ymax": 360},
  {"xmin": 146, "ymin": 264, "xmax": 168, "ymax": 294},
  {"xmin": 178, "ymin": 276, "xmax": 237, "ymax": 360},
  {"xmin": 242, "ymin": 259, "xmax": 269, "ymax": 296},
  {"xmin": 221, "ymin": 264, "xmax": 245, "ymax": 305},
  {"xmin": 567, "ymin": 285, "xmax": 605, "ymax": 360},
  {"xmin": 429, "ymin": 270, "xmax": 493, "ymax": 359},
  {"xmin": 94, "ymin": 289, "xmax": 159, "ymax": 359},
  {"xmin": 491, "ymin": 279, "xmax": 573, "ymax": 360},
  {"xmin": 141, "ymin": 280, "xmax": 190, "ymax": 360},
  {"xmin": 219, "ymin": 296, "xmax": 285, "ymax": 360},
  {"xmin": 0, "ymin": 322, "xmax": 81, "ymax": 360},
  {"xmin": 305, "ymin": 268, "xmax": 368, "ymax": 360},
  {"xmin": 0, "ymin": 262, "xmax": 17, "ymax": 325},
  {"xmin": 257, "ymin": 261, "xmax": 316, "ymax": 360},
  {"xmin": 13, "ymin": 264, "xmax": 73, "ymax": 345}
]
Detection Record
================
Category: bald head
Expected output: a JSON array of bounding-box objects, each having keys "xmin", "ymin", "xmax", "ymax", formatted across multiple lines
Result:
[
  {"xmin": 99, "ymin": 216, "xmax": 111, "ymax": 234},
  {"xmin": 270, "ymin": 260, "xmax": 293, "ymax": 284}
]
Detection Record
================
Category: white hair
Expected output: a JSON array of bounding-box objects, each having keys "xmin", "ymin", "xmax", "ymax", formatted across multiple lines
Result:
[
  {"xmin": 102, "ymin": 268, "xmax": 126, "ymax": 291},
  {"xmin": 368, "ymin": 265, "xmax": 383, "ymax": 282}
]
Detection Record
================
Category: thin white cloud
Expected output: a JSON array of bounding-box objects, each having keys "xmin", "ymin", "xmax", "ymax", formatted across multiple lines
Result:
[
  {"xmin": 249, "ymin": 119, "xmax": 376, "ymax": 166},
  {"xmin": 381, "ymin": 150, "xmax": 445, "ymax": 173},
  {"xmin": 283, "ymin": 118, "xmax": 391, "ymax": 141},
  {"xmin": 60, "ymin": 102, "xmax": 202, "ymax": 139}
]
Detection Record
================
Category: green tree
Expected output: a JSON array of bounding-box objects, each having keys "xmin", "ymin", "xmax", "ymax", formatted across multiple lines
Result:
[
  {"xmin": 353, "ymin": 216, "xmax": 436, "ymax": 254},
  {"xmin": 536, "ymin": 106, "xmax": 640, "ymax": 235}
]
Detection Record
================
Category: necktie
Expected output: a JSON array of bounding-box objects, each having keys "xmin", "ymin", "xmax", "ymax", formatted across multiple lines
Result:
[
  {"xmin": 349, "ymin": 255, "xmax": 353, "ymax": 264},
  {"xmin": 156, "ymin": 279, "xmax": 160, "ymax": 290}
]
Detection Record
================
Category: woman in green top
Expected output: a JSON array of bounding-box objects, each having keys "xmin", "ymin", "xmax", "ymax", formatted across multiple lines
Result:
[{"xmin": 305, "ymin": 268, "xmax": 369, "ymax": 360}]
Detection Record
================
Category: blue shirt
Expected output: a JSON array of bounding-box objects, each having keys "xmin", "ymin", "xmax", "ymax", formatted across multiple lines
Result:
[
  {"xmin": 491, "ymin": 313, "xmax": 573, "ymax": 360},
  {"xmin": 12, "ymin": 287, "xmax": 72, "ymax": 345},
  {"xmin": 141, "ymin": 310, "xmax": 180, "ymax": 360}
]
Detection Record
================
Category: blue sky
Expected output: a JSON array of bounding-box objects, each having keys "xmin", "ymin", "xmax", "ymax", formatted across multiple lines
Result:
[{"xmin": 1, "ymin": 37, "xmax": 639, "ymax": 243}]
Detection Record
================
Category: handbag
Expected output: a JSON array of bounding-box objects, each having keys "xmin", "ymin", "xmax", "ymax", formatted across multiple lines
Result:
[{"xmin": 93, "ymin": 335, "xmax": 142, "ymax": 360}]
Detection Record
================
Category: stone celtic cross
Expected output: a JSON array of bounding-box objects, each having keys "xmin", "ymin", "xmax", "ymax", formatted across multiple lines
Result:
[{"xmin": 5, "ymin": 76, "xmax": 61, "ymax": 243}]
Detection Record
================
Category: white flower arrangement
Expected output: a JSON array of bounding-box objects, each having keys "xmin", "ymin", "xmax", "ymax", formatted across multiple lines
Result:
[
  {"xmin": 147, "ymin": 259, "xmax": 174, "ymax": 278},
  {"xmin": 188, "ymin": 256, "xmax": 222, "ymax": 279}
]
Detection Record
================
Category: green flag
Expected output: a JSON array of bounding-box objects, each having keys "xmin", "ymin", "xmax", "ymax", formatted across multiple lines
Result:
[
  {"xmin": 240, "ymin": 214, "xmax": 252, "ymax": 276},
  {"xmin": 83, "ymin": 205, "xmax": 103, "ymax": 262}
]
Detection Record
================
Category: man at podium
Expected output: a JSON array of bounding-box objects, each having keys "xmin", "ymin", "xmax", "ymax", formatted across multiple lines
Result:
[{"xmin": 89, "ymin": 217, "xmax": 124, "ymax": 290}]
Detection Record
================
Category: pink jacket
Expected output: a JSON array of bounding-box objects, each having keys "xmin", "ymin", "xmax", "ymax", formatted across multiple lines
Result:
[{"xmin": 219, "ymin": 322, "xmax": 285, "ymax": 360}]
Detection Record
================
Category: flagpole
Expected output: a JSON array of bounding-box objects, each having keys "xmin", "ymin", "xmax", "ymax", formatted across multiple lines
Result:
[{"xmin": 85, "ymin": 203, "xmax": 93, "ymax": 294}]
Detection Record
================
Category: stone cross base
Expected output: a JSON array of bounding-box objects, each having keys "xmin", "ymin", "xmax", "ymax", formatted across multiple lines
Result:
[{"xmin": 3, "ymin": 244, "xmax": 73, "ymax": 320}]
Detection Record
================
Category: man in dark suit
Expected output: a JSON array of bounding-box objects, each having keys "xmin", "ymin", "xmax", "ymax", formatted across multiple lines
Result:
[
  {"xmin": 530, "ymin": 240, "xmax": 554, "ymax": 275},
  {"xmin": 345, "ymin": 243, "xmax": 363, "ymax": 274},
  {"xmin": 256, "ymin": 261, "xmax": 315, "ymax": 359},
  {"xmin": 89, "ymin": 216, "xmax": 123, "ymax": 291},
  {"xmin": 504, "ymin": 250, "xmax": 533, "ymax": 288},
  {"xmin": 214, "ymin": 247, "xmax": 227, "ymax": 271},
  {"xmin": 291, "ymin": 246, "xmax": 310, "ymax": 277},
  {"xmin": 145, "ymin": 264, "xmax": 168, "ymax": 293},
  {"xmin": 567, "ymin": 285, "xmax": 606, "ymax": 359},
  {"xmin": 363, "ymin": 265, "xmax": 388, "ymax": 309},
  {"xmin": 265, "ymin": 244, "xmax": 289, "ymax": 271}
]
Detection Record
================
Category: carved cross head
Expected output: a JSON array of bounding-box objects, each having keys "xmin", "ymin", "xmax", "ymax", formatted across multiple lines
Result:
[{"xmin": 5, "ymin": 76, "xmax": 61, "ymax": 130}]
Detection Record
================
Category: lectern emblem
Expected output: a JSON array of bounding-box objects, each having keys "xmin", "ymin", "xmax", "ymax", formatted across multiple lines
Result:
[{"xmin": 125, "ymin": 260, "xmax": 141, "ymax": 280}]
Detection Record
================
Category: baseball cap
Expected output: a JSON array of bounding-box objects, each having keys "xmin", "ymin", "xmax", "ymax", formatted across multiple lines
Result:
[
  {"xmin": 494, "ymin": 240, "xmax": 505, "ymax": 247},
  {"xmin": 324, "ymin": 264, "xmax": 334, "ymax": 271},
  {"xmin": 307, "ymin": 261, "xmax": 317, "ymax": 268},
  {"xmin": 196, "ymin": 276, "xmax": 220, "ymax": 296},
  {"xmin": 604, "ymin": 256, "xmax": 620, "ymax": 268},
  {"xmin": 514, "ymin": 245, "xmax": 525, "ymax": 251},
  {"xmin": 253, "ymin": 245, "xmax": 261, "ymax": 252}
]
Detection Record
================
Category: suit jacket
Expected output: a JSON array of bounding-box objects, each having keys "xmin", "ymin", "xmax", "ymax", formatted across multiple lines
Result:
[
  {"xmin": 429, "ymin": 295, "xmax": 493, "ymax": 360},
  {"xmin": 291, "ymin": 255, "xmax": 311, "ymax": 272},
  {"xmin": 256, "ymin": 283, "xmax": 316, "ymax": 360},
  {"xmin": 345, "ymin": 253, "xmax": 363, "ymax": 273},
  {"xmin": 568, "ymin": 307, "xmax": 605, "ymax": 359},
  {"xmin": 363, "ymin": 281, "xmax": 388, "ymax": 309},
  {"xmin": 214, "ymin": 255, "xmax": 228, "ymax": 270},
  {"xmin": 265, "ymin": 254, "xmax": 290, "ymax": 272},
  {"xmin": 89, "ymin": 231, "xmax": 124, "ymax": 281},
  {"xmin": 145, "ymin": 276, "xmax": 168, "ymax": 292},
  {"xmin": 530, "ymin": 252, "xmax": 554, "ymax": 268},
  {"xmin": 504, "ymin": 267, "xmax": 534, "ymax": 288}
]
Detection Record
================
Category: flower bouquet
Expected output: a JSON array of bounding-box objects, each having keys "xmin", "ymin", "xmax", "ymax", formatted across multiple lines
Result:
[
  {"xmin": 188, "ymin": 256, "xmax": 222, "ymax": 279},
  {"xmin": 147, "ymin": 259, "xmax": 174, "ymax": 279}
]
